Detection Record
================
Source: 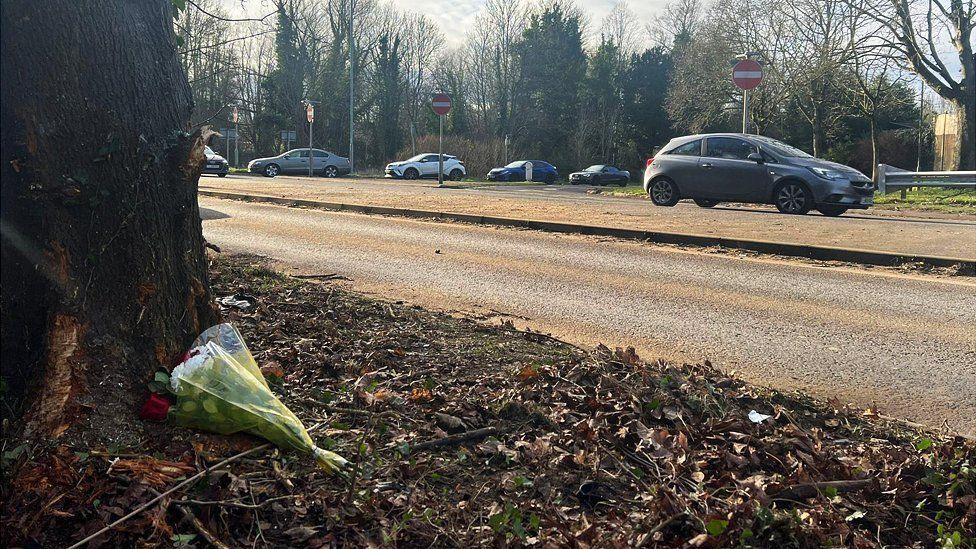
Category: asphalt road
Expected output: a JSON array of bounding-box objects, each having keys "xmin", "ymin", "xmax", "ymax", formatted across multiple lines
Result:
[
  {"xmin": 200, "ymin": 174, "xmax": 976, "ymax": 260},
  {"xmin": 201, "ymin": 197, "xmax": 976, "ymax": 435}
]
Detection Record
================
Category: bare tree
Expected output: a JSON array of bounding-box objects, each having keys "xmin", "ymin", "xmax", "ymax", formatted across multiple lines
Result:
[
  {"xmin": 647, "ymin": 0, "xmax": 704, "ymax": 49},
  {"xmin": 853, "ymin": 0, "xmax": 974, "ymax": 169},
  {"xmin": 603, "ymin": 1, "xmax": 643, "ymax": 56}
]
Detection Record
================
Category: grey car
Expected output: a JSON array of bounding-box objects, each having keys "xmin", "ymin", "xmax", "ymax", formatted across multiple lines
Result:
[
  {"xmin": 247, "ymin": 148, "xmax": 351, "ymax": 178},
  {"xmin": 643, "ymin": 134, "xmax": 874, "ymax": 216}
]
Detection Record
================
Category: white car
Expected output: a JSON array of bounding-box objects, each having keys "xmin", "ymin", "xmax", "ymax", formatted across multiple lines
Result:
[{"xmin": 385, "ymin": 153, "xmax": 466, "ymax": 180}]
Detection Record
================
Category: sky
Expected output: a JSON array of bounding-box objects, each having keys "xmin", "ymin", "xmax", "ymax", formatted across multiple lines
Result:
[{"xmin": 220, "ymin": 0, "xmax": 669, "ymax": 46}]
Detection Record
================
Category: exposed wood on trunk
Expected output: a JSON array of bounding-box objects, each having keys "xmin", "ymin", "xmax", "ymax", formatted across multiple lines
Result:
[{"xmin": 1, "ymin": 0, "xmax": 218, "ymax": 440}]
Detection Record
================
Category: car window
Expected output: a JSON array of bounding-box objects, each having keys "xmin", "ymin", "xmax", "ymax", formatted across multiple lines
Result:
[
  {"xmin": 759, "ymin": 149, "xmax": 778, "ymax": 163},
  {"xmin": 422, "ymin": 154, "xmax": 438, "ymax": 162},
  {"xmin": 705, "ymin": 137, "xmax": 757, "ymax": 160},
  {"xmin": 665, "ymin": 139, "xmax": 702, "ymax": 156},
  {"xmin": 205, "ymin": 146, "xmax": 215, "ymax": 155},
  {"xmin": 294, "ymin": 150, "xmax": 310, "ymax": 158},
  {"xmin": 312, "ymin": 150, "xmax": 329, "ymax": 158},
  {"xmin": 752, "ymin": 136, "xmax": 812, "ymax": 158}
]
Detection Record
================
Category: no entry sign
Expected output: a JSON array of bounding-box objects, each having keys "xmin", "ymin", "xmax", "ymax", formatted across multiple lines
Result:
[
  {"xmin": 431, "ymin": 93, "xmax": 452, "ymax": 116},
  {"xmin": 732, "ymin": 59, "xmax": 763, "ymax": 90}
]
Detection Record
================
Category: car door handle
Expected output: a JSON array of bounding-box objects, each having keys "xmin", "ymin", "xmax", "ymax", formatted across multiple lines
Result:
[{"xmin": 701, "ymin": 163, "xmax": 713, "ymax": 169}]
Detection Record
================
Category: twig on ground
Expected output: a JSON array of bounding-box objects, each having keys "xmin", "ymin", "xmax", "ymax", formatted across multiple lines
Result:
[
  {"xmin": 148, "ymin": 487, "xmax": 230, "ymax": 549},
  {"xmin": 772, "ymin": 479, "xmax": 872, "ymax": 501},
  {"xmin": 291, "ymin": 273, "xmax": 349, "ymax": 281},
  {"xmin": 409, "ymin": 427, "xmax": 499, "ymax": 452},
  {"xmin": 67, "ymin": 443, "xmax": 272, "ymax": 549}
]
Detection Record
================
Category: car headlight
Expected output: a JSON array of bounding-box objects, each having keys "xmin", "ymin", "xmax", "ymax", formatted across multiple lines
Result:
[{"xmin": 806, "ymin": 166, "xmax": 844, "ymax": 180}]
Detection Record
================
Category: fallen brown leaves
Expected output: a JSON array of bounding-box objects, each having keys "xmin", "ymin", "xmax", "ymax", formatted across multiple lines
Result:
[{"xmin": 2, "ymin": 254, "xmax": 973, "ymax": 548}]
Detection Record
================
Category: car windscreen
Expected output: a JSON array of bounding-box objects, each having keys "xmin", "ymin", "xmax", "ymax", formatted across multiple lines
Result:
[
  {"xmin": 205, "ymin": 146, "xmax": 215, "ymax": 155},
  {"xmin": 407, "ymin": 154, "xmax": 427, "ymax": 162},
  {"xmin": 752, "ymin": 136, "xmax": 812, "ymax": 158},
  {"xmin": 505, "ymin": 161, "xmax": 525, "ymax": 168},
  {"xmin": 585, "ymin": 165, "xmax": 604, "ymax": 171}
]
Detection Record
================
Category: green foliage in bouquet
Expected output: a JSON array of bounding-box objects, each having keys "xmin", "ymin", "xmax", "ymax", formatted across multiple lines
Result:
[{"xmin": 168, "ymin": 324, "xmax": 347, "ymax": 474}]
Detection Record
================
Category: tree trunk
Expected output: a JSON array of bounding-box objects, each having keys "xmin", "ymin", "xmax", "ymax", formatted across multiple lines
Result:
[
  {"xmin": 1, "ymin": 1, "xmax": 218, "ymax": 441},
  {"xmin": 869, "ymin": 117, "xmax": 878, "ymax": 181},
  {"xmin": 953, "ymin": 96, "xmax": 974, "ymax": 171}
]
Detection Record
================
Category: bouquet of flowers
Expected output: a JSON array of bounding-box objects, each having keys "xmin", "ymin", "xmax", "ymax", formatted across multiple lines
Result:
[{"xmin": 142, "ymin": 324, "xmax": 347, "ymax": 474}]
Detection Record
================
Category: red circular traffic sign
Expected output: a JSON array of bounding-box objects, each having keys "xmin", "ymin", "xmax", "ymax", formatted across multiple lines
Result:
[
  {"xmin": 732, "ymin": 59, "xmax": 763, "ymax": 90},
  {"xmin": 431, "ymin": 93, "xmax": 452, "ymax": 116}
]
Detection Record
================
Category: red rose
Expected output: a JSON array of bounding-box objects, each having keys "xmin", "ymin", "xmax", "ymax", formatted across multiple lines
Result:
[{"xmin": 140, "ymin": 393, "xmax": 172, "ymax": 421}]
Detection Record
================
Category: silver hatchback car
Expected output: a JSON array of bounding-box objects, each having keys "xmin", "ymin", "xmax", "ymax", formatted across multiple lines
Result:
[{"xmin": 643, "ymin": 134, "xmax": 874, "ymax": 216}]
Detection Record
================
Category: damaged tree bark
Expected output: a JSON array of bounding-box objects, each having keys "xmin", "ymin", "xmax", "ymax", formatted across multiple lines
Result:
[{"xmin": 1, "ymin": 1, "xmax": 218, "ymax": 440}]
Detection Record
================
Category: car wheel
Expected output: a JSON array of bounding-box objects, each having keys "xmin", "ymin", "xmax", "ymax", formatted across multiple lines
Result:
[
  {"xmin": 545, "ymin": 174, "xmax": 555, "ymax": 185},
  {"xmin": 617, "ymin": 179, "xmax": 627, "ymax": 187},
  {"xmin": 816, "ymin": 205, "xmax": 848, "ymax": 217},
  {"xmin": 648, "ymin": 178, "xmax": 680, "ymax": 206},
  {"xmin": 592, "ymin": 175, "xmax": 601, "ymax": 186},
  {"xmin": 264, "ymin": 164, "xmax": 279, "ymax": 177},
  {"xmin": 218, "ymin": 173, "xmax": 227, "ymax": 178},
  {"xmin": 450, "ymin": 169, "xmax": 464, "ymax": 181},
  {"xmin": 774, "ymin": 181, "xmax": 812, "ymax": 214},
  {"xmin": 403, "ymin": 168, "xmax": 419, "ymax": 180},
  {"xmin": 323, "ymin": 165, "xmax": 338, "ymax": 178},
  {"xmin": 694, "ymin": 199, "xmax": 719, "ymax": 208}
]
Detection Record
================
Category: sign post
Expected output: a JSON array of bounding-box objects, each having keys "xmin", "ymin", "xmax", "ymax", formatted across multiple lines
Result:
[
  {"xmin": 305, "ymin": 102, "xmax": 315, "ymax": 177},
  {"xmin": 732, "ymin": 58, "xmax": 763, "ymax": 134},
  {"xmin": 431, "ymin": 93, "xmax": 452, "ymax": 187},
  {"xmin": 232, "ymin": 106, "xmax": 239, "ymax": 168}
]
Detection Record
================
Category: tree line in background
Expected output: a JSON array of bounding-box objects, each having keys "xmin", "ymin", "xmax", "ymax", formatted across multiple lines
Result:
[{"xmin": 180, "ymin": 0, "xmax": 974, "ymax": 178}]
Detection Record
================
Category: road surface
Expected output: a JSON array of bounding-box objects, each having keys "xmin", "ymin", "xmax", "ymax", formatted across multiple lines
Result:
[
  {"xmin": 201, "ymin": 197, "xmax": 976, "ymax": 435},
  {"xmin": 200, "ymin": 174, "xmax": 976, "ymax": 260}
]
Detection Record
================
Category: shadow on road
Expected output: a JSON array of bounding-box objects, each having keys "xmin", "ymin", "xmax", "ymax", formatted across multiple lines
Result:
[
  {"xmin": 200, "ymin": 207, "xmax": 230, "ymax": 221},
  {"xmin": 710, "ymin": 205, "xmax": 975, "ymax": 226}
]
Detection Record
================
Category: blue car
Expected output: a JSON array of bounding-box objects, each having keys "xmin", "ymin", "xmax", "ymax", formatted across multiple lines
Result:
[{"xmin": 487, "ymin": 160, "xmax": 559, "ymax": 183}]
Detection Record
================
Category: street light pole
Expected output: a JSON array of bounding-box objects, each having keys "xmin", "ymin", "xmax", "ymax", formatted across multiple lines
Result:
[{"xmin": 348, "ymin": 0, "xmax": 355, "ymax": 174}]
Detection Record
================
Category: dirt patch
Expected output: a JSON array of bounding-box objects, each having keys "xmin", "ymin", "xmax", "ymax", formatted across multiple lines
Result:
[{"xmin": 2, "ymin": 254, "xmax": 973, "ymax": 547}]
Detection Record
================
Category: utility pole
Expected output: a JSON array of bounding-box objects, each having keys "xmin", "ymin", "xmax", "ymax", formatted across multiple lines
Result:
[
  {"xmin": 504, "ymin": 134, "xmax": 509, "ymax": 164},
  {"xmin": 348, "ymin": 0, "xmax": 355, "ymax": 174},
  {"xmin": 233, "ymin": 105, "xmax": 239, "ymax": 168}
]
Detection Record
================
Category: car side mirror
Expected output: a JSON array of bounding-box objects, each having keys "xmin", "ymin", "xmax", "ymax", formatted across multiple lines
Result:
[{"xmin": 747, "ymin": 152, "xmax": 764, "ymax": 163}]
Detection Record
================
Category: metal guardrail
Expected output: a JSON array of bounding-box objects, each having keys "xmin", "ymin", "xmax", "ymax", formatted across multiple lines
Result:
[{"xmin": 877, "ymin": 164, "xmax": 976, "ymax": 194}]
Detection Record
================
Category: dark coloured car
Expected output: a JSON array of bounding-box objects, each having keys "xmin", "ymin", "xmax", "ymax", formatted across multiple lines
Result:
[
  {"xmin": 569, "ymin": 165, "xmax": 630, "ymax": 186},
  {"xmin": 203, "ymin": 146, "xmax": 229, "ymax": 177},
  {"xmin": 487, "ymin": 160, "xmax": 558, "ymax": 184},
  {"xmin": 643, "ymin": 133, "xmax": 874, "ymax": 216}
]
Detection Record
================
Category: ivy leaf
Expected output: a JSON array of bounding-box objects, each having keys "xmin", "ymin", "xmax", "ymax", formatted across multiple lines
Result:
[
  {"xmin": 706, "ymin": 519, "xmax": 729, "ymax": 536},
  {"xmin": 915, "ymin": 438, "xmax": 933, "ymax": 452}
]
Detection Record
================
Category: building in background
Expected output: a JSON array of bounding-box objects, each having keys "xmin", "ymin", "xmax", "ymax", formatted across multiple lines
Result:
[{"xmin": 934, "ymin": 112, "xmax": 959, "ymax": 171}]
